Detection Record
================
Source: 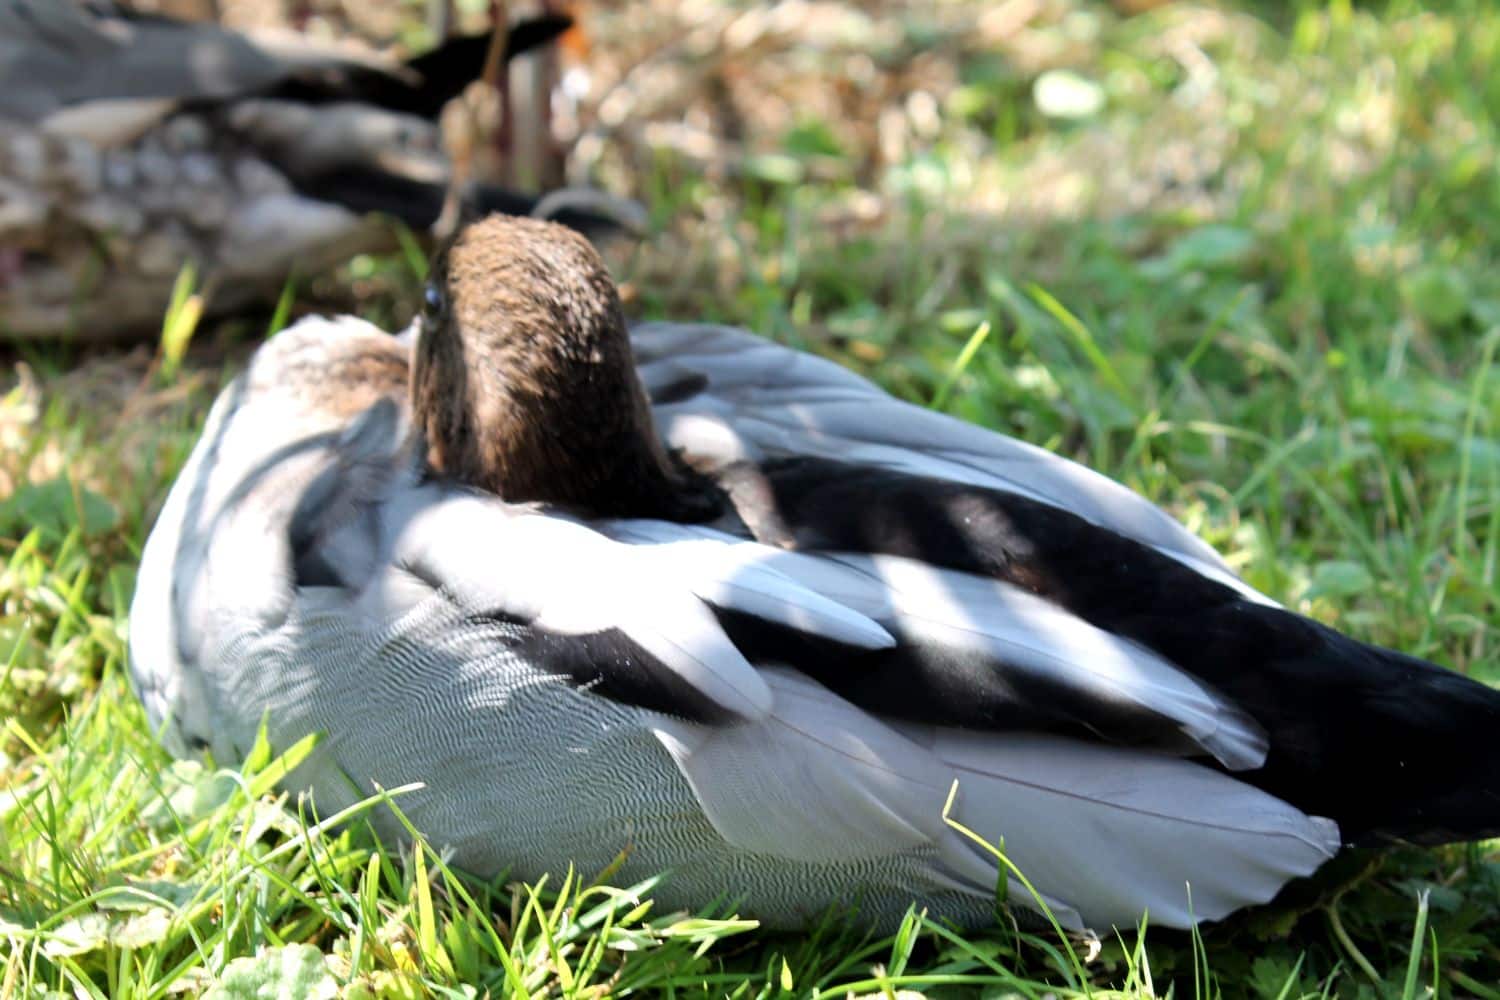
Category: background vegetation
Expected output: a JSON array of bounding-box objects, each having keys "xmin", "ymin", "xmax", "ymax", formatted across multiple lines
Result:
[{"xmin": 3, "ymin": 0, "xmax": 1498, "ymax": 995}]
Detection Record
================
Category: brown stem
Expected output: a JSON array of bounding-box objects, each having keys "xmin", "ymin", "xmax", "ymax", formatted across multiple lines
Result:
[{"xmin": 484, "ymin": 1, "xmax": 513, "ymax": 180}]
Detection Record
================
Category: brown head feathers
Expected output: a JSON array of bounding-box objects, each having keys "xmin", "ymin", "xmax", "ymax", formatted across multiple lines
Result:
[{"xmin": 411, "ymin": 214, "xmax": 717, "ymax": 519}]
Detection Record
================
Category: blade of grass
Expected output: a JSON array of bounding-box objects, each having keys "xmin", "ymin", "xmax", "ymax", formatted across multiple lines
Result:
[
  {"xmin": 158, "ymin": 263, "xmax": 202, "ymax": 383},
  {"xmin": 931, "ymin": 321, "xmax": 993, "ymax": 411}
]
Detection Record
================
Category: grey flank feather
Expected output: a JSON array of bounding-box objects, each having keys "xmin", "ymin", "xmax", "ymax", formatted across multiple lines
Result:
[{"xmin": 655, "ymin": 670, "xmax": 1337, "ymax": 930}]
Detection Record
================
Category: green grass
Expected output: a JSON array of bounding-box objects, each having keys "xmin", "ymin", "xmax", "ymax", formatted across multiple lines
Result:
[{"xmin": 4, "ymin": 0, "xmax": 1500, "ymax": 995}]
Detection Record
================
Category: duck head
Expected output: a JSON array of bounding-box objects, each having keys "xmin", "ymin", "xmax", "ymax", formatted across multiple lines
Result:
[{"xmin": 412, "ymin": 214, "xmax": 718, "ymax": 520}]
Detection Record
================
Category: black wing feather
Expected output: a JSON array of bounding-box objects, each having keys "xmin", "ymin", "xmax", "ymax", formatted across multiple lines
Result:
[{"xmin": 746, "ymin": 455, "xmax": 1500, "ymax": 844}]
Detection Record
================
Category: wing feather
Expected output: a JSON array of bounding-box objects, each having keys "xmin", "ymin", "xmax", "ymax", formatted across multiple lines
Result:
[
  {"xmin": 603, "ymin": 519, "xmax": 1265, "ymax": 769},
  {"xmin": 654, "ymin": 670, "xmax": 1336, "ymax": 929},
  {"xmin": 633, "ymin": 322, "xmax": 1263, "ymax": 599}
]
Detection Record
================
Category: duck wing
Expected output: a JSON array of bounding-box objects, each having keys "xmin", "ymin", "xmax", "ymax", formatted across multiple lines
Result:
[
  {"xmin": 630, "ymin": 322, "xmax": 1500, "ymax": 845},
  {"xmin": 630, "ymin": 322, "xmax": 1268, "ymax": 769},
  {"xmin": 609, "ymin": 513, "xmax": 1338, "ymax": 926},
  {"xmin": 365, "ymin": 492, "xmax": 905, "ymax": 724},
  {"xmin": 632, "ymin": 322, "xmax": 1248, "ymax": 593},
  {"xmin": 607, "ymin": 518, "xmax": 1266, "ymax": 771}
]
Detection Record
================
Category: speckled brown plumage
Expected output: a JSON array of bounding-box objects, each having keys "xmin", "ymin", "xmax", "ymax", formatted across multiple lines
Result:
[
  {"xmin": 412, "ymin": 215, "xmax": 716, "ymax": 519},
  {"xmin": 261, "ymin": 332, "xmax": 409, "ymax": 419}
]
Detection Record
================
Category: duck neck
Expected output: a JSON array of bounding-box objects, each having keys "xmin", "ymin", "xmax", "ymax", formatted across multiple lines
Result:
[{"xmin": 412, "ymin": 307, "xmax": 719, "ymax": 522}]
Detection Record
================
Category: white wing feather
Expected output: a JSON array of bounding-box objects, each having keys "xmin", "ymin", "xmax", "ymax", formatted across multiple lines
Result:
[{"xmin": 604, "ymin": 519, "xmax": 1267, "ymax": 770}]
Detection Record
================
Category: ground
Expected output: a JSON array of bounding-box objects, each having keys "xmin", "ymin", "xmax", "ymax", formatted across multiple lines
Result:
[{"xmin": 2, "ymin": 0, "xmax": 1498, "ymax": 996}]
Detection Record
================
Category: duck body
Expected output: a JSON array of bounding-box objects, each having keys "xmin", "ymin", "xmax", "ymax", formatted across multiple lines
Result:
[
  {"xmin": 0, "ymin": 0, "xmax": 606, "ymax": 339},
  {"xmin": 129, "ymin": 219, "xmax": 1500, "ymax": 932}
]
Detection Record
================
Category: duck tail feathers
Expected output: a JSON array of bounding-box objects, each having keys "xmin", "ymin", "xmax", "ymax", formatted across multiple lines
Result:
[{"xmin": 1326, "ymin": 642, "xmax": 1500, "ymax": 846}]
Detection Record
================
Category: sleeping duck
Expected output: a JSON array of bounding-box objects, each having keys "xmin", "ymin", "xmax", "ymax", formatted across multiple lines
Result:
[
  {"xmin": 0, "ymin": 0, "xmax": 623, "ymax": 340},
  {"xmin": 129, "ymin": 215, "xmax": 1500, "ymax": 932}
]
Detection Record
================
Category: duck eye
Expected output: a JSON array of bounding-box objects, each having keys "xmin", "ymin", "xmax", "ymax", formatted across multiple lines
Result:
[{"xmin": 422, "ymin": 284, "xmax": 443, "ymax": 317}]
